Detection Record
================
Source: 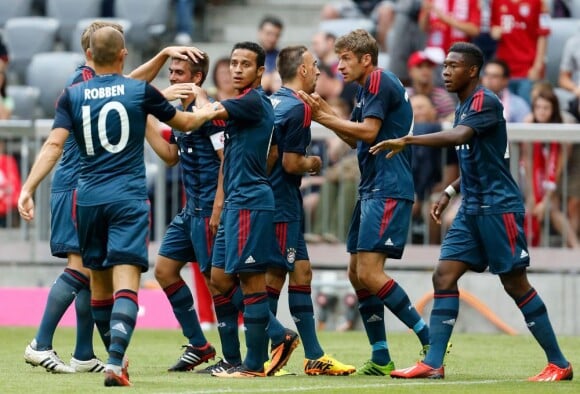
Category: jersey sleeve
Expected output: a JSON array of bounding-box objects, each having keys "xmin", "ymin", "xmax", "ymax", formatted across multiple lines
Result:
[
  {"xmin": 362, "ymin": 73, "xmax": 390, "ymax": 121},
  {"xmin": 52, "ymin": 89, "xmax": 73, "ymax": 131},
  {"xmin": 209, "ymin": 119, "xmax": 226, "ymax": 151},
  {"xmin": 142, "ymin": 83, "xmax": 177, "ymax": 122},
  {"xmin": 221, "ymin": 90, "xmax": 262, "ymax": 123},
  {"xmin": 467, "ymin": 0, "xmax": 481, "ymax": 26},
  {"xmin": 538, "ymin": 4, "xmax": 551, "ymax": 36},
  {"xmin": 282, "ymin": 102, "xmax": 311, "ymax": 155},
  {"xmin": 457, "ymin": 92, "xmax": 502, "ymax": 136}
]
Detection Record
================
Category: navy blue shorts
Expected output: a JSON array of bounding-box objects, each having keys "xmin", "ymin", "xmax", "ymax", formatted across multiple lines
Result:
[
  {"xmin": 440, "ymin": 210, "xmax": 530, "ymax": 274},
  {"xmin": 77, "ymin": 199, "xmax": 150, "ymax": 272},
  {"xmin": 211, "ymin": 208, "xmax": 274, "ymax": 274},
  {"xmin": 346, "ymin": 198, "xmax": 412, "ymax": 258},
  {"xmin": 268, "ymin": 221, "xmax": 310, "ymax": 271},
  {"xmin": 50, "ymin": 190, "xmax": 79, "ymax": 257},
  {"xmin": 158, "ymin": 210, "xmax": 215, "ymax": 273}
]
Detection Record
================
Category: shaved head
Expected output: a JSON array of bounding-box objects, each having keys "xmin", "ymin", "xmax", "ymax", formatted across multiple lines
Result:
[{"xmin": 90, "ymin": 26, "xmax": 125, "ymax": 66}]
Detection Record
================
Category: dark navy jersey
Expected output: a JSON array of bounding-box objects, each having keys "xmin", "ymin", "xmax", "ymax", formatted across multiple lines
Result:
[
  {"xmin": 351, "ymin": 69, "xmax": 414, "ymax": 201},
  {"xmin": 171, "ymin": 101, "xmax": 225, "ymax": 215},
  {"xmin": 53, "ymin": 74, "xmax": 177, "ymax": 206},
  {"xmin": 221, "ymin": 87, "xmax": 275, "ymax": 210},
  {"xmin": 51, "ymin": 65, "xmax": 95, "ymax": 192},
  {"xmin": 454, "ymin": 86, "xmax": 524, "ymax": 214},
  {"xmin": 269, "ymin": 86, "xmax": 311, "ymax": 222}
]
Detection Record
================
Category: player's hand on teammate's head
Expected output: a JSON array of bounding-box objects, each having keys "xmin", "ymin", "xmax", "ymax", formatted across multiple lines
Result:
[
  {"xmin": 165, "ymin": 46, "xmax": 205, "ymax": 63},
  {"xmin": 162, "ymin": 83, "xmax": 197, "ymax": 101},
  {"xmin": 369, "ymin": 138, "xmax": 406, "ymax": 159},
  {"xmin": 17, "ymin": 190, "xmax": 35, "ymax": 222}
]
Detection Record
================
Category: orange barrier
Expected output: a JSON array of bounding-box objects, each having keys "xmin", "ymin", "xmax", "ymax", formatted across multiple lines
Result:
[{"xmin": 415, "ymin": 288, "xmax": 518, "ymax": 335}]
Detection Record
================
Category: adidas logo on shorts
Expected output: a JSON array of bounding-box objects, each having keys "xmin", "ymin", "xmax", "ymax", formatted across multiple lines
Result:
[
  {"xmin": 384, "ymin": 238, "xmax": 394, "ymax": 246},
  {"xmin": 244, "ymin": 256, "xmax": 256, "ymax": 264}
]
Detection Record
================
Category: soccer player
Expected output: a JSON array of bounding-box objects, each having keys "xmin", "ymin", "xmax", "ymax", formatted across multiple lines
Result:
[
  {"xmin": 22, "ymin": 20, "xmax": 204, "ymax": 374},
  {"xmin": 298, "ymin": 29, "xmax": 430, "ymax": 376},
  {"xmin": 371, "ymin": 42, "xmax": 573, "ymax": 381},
  {"xmin": 154, "ymin": 53, "xmax": 227, "ymax": 372},
  {"xmin": 18, "ymin": 26, "xmax": 218, "ymax": 387},
  {"xmin": 266, "ymin": 45, "xmax": 355, "ymax": 376},
  {"xmin": 207, "ymin": 41, "xmax": 300, "ymax": 378}
]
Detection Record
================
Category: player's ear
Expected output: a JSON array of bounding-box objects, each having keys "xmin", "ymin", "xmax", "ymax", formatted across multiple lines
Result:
[{"xmin": 256, "ymin": 65, "xmax": 265, "ymax": 79}]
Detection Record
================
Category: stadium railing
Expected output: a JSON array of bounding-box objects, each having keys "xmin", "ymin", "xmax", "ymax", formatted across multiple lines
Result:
[{"xmin": 0, "ymin": 120, "xmax": 578, "ymax": 262}]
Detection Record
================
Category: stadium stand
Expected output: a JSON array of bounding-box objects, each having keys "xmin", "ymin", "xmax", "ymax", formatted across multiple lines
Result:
[
  {"xmin": 0, "ymin": 0, "xmax": 33, "ymax": 28},
  {"xmin": 46, "ymin": 0, "xmax": 102, "ymax": 50},
  {"xmin": 4, "ymin": 17, "xmax": 60, "ymax": 83},
  {"xmin": 26, "ymin": 52, "xmax": 84, "ymax": 118},
  {"xmin": 6, "ymin": 86, "xmax": 41, "ymax": 120}
]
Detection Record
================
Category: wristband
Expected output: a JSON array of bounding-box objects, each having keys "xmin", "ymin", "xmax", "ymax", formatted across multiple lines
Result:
[{"xmin": 444, "ymin": 185, "xmax": 457, "ymax": 199}]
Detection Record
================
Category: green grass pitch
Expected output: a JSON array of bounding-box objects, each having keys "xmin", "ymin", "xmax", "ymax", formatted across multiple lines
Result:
[{"xmin": 1, "ymin": 327, "xmax": 579, "ymax": 393}]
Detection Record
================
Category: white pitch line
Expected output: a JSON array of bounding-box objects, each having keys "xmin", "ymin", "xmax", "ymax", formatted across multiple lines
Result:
[{"xmin": 152, "ymin": 379, "xmax": 516, "ymax": 394}]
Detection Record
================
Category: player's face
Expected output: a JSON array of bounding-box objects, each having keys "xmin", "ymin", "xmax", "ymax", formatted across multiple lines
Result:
[
  {"xmin": 230, "ymin": 49, "xmax": 263, "ymax": 90},
  {"xmin": 336, "ymin": 50, "xmax": 364, "ymax": 84},
  {"xmin": 301, "ymin": 51, "xmax": 320, "ymax": 94},
  {"xmin": 442, "ymin": 52, "xmax": 473, "ymax": 93},
  {"xmin": 169, "ymin": 59, "xmax": 193, "ymax": 85}
]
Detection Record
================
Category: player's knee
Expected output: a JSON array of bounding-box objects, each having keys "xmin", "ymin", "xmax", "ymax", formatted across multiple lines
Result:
[
  {"xmin": 290, "ymin": 263, "xmax": 312, "ymax": 286},
  {"xmin": 431, "ymin": 270, "xmax": 458, "ymax": 291}
]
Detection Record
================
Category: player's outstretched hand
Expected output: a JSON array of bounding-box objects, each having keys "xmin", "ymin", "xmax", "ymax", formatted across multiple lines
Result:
[
  {"xmin": 369, "ymin": 138, "xmax": 406, "ymax": 159},
  {"xmin": 430, "ymin": 193, "xmax": 450, "ymax": 225},
  {"xmin": 296, "ymin": 91, "xmax": 333, "ymax": 120},
  {"xmin": 18, "ymin": 190, "xmax": 35, "ymax": 222},
  {"xmin": 162, "ymin": 83, "xmax": 197, "ymax": 101},
  {"xmin": 165, "ymin": 46, "xmax": 205, "ymax": 63}
]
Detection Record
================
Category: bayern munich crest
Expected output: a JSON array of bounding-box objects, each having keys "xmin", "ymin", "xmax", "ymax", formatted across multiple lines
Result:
[{"xmin": 286, "ymin": 248, "xmax": 296, "ymax": 264}]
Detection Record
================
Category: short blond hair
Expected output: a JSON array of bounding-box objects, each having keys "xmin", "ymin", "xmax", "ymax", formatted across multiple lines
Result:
[
  {"xmin": 335, "ymin": 29, "xmax": 378, "ymax": 67},
  {"xmin": 81, "ymin": 20, "xmax": 124, "ymax": 52}
]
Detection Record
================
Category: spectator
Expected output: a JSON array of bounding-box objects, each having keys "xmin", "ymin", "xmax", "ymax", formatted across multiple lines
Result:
[
  {"xmin": 491, "ymin": 0, "xmax": 550, "ymax": 105},
  {"xmin": 418, "ymin": 0, "xmax": 481, "ymax": 53},
  {"xmin": 207, "ymin": 57, "xmax": 236, "ymax": 101},
  {"xmin": 304, "ymin": 98, "xmax": 359, "ymax": 244},
  {"xmin": 174, "ymin": 0, "xmax": 195, "ymax": 44},
  {"xmin": 385, "ymin": 0, "xmax": 425, "ymax": 85},
  {"xmin": 409, "ymin": 94, "xmax": 442, "ymax": 244},
  {"xmin": 559, "ymin": 28, "xmax": 580, "ymax": 99},
  {"xmin": 311, "ymin": 31, "xmax": 339, "ymax": 76},
  {"xmin": 524, "ymin": 80, "xmax": 577, "ymax": 123},
  {"xmin": 315, "ymin": 63, "xmax": 358, "ymax": 112},
  {"xmin": 523, "ymin": 86, "xmax": 578, "ymax": 248},
  {"xmin": 554, "ymin": 9, "xmax": 580, "ymax": 240},
  {"xmin": 406, "ymin": 48, "xmax": 456, "ymax": 121},
  {"xmin": 0, "ymin": 140, "xmax": 21, "ymax": 227},
  {"xmin": 257, "ymin": 15, "xmax": 283, "ymax": 93},
  {"xmin": 481, "ymin": 59, "xmax": 531, "ymax": 122},
  {"xmin": 0, "ymin": 61, "xmax": 13, "ymax": 120},
  {"xmin": 320, "ymin": 1, "xmax": 397, "ymax": 52}
]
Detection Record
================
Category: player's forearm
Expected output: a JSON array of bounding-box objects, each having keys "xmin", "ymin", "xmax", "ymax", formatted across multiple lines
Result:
[
  {"xmin": 128, "ymin": 50, "xmax": 168, "ymax": 82},
  {"xmin": 316, "ymin": 112, "xmax": 374, "ymax": 144},
  {"xmin": 22, "ymin": 140, "xmax": 62, "ymax": 194},
  {"xmin": 405, "ymin": 126, "xmax": 472, "ymax": 148},
  {"xmin": 533, "ymin": 36, "xmax": 547, "ymax": 70},
  {"xmin": 213, "ymin": 160, "xmax": 225, "ymax": 212},
  {"xmin": 145, "ymin": 124, "xmax": 179, "ymax": 167}
]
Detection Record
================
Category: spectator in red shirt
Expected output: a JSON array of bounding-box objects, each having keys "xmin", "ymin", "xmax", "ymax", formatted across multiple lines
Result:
[
  {"xmin": 418, "ymin": 0, "xmax": 481, "ymax": 53},
  {"xmin": 491, "ymin": 0, "xmax": 550, "ymax": 105}
]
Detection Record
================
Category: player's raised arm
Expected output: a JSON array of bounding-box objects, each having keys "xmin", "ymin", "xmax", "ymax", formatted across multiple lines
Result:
[{"xmin": 128, "ymin": 46, "xmax": 205, "ymax": 82}]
